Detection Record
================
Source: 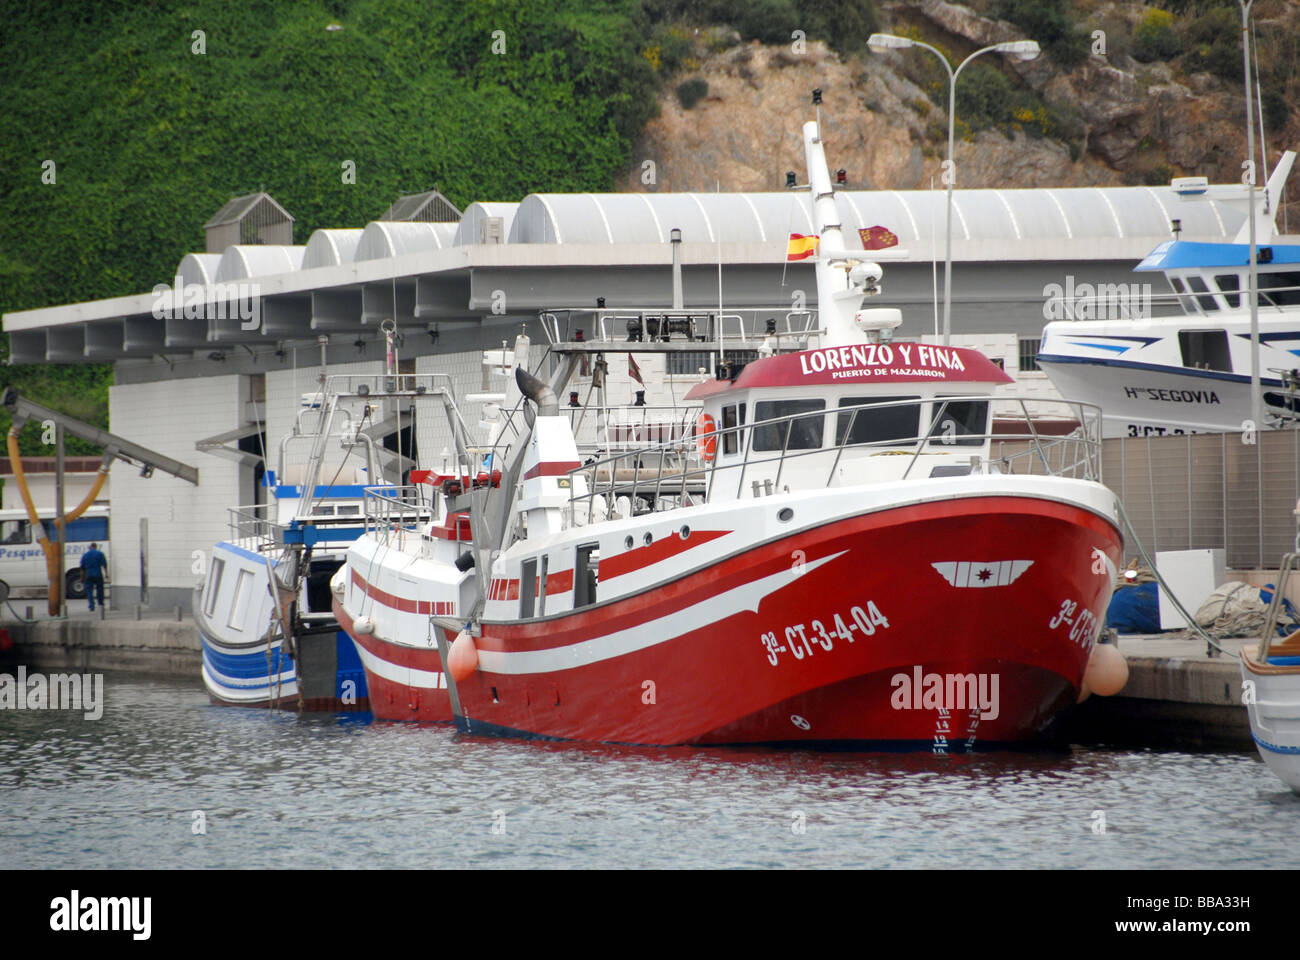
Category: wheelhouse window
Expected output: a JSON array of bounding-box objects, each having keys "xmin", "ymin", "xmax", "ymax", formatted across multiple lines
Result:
[
  {"xmin": 1178, "ymin": 330, "xmax": 1231, "ymax": 372},
  {"xmin": 721, "ymin": 403, "xmax": 746, "ymax": 456},
  {"xmin": 205, "ymin": 557, "xmax": 226, "ymax": 618},
  {"xmin": 1214, "ymin": 274, "xmax": 1241, "ymax": 308},
  {"xmin": 927, "ymin": 399, "xmax": 989, "ymax": 447},
  {"xmin": 1259, "ymin": 271, "xmax": 1300, "ymax": 307},
  {"xmin": 227, "ymin": 568, "xmax": 254, "ymax": 630},
  {"xmin": 753, "ymin": 399, "xmax": 825, "ymax": 452},
  {"xmin": 835, "ymin": 396, "xmax": 920, "ymax": 447},
  {"xmin": 1185, "ymin": 275, "xmax": 1218, "ymax": 313}
]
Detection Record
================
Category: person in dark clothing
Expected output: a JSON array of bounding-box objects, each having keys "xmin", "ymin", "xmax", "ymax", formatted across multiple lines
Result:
[{"xmin": 80, "ymin": 542, "xmax": 108, "ymax": 611}]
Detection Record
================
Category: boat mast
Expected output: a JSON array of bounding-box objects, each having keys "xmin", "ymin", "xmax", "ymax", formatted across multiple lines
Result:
[{"xmin": 802, "ymin": 117, "xmax": 867, "ymax": 347}]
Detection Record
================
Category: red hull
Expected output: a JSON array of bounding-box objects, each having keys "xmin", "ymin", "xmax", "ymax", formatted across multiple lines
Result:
[
  {"xmin": 455, "ymin": 496, "xmax": 1119, "ymax": 747},
  {"xmin": 334, "ymin": 599, "xmax": 454, "ymax": 723}
]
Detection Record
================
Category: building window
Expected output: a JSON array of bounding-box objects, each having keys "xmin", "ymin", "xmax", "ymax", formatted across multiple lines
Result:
[
  {"xmin": 1018, "ymin": 338, "xmax": 1041, "ymax": 372},
  {"xmin": 667, "ymin": 350, "xmax": 756, "ymax": 376}
]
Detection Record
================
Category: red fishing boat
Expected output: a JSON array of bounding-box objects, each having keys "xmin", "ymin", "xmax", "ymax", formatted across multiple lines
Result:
[{"xmin": 333, "ymin": 114, "xmax": 1126, "ymax": 747}]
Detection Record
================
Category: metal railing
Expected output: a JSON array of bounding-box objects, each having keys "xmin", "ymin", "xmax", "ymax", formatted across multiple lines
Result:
[
  {"xmin": 567, "ymin": 396, "xmax": 1104, "ymax": 523},
  {"xmin": 363, "ymin": 485, "xmax": 436, "ymax": 548}
]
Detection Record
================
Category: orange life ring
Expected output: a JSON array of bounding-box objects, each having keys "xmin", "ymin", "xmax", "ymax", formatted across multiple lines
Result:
[{"xmin": 696, "ymin": 412, "xmax": 717, "ymax": 461}]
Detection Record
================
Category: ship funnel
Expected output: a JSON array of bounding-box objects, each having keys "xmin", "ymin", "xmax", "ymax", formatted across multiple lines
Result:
[{"xmin": 515, "ymin": 366, "xmax": 557, "ymax": 416}]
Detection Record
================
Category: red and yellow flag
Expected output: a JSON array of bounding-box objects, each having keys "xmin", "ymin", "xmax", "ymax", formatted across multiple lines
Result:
[
  {"xmin": 859, "ymin": 225, "xmax": 898, "ymax": 251},
  {"xmin": 628, "ymin": 353, "xmax": 644, "ymax": 386},
  {"xmin": 786, "ymin": 233, "xmax": 819, "ymax": 261}
]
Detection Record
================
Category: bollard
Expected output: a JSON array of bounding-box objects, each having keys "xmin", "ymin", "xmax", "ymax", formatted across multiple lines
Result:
[{"xmin": 135, "ymin": 604, "xmax": 142, "ymax": 621}]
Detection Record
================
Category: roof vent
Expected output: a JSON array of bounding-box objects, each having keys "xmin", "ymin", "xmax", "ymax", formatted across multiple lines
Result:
[
  {"xmin": 381, "ymin": 190, "xmax": 463, "ymax": 223},
  {"xmin": 204, "ymin": 193, "xmax": 295, "ymax": 253}
]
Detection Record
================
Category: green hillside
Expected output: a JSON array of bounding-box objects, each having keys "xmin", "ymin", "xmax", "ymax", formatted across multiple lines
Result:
[{"xmin": 0, "ymin": 0, "xmax": 667, "ymax": 453}]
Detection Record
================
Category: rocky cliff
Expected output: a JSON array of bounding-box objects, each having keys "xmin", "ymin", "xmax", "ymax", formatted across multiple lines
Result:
[{"xmin": 621, "ymin": 0, "xmax": 1300, "ymax": 203}]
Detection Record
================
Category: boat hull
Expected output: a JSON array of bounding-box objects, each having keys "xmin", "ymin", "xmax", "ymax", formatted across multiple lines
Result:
[
  {"xmin": 456, "ymin": 494, "xmax": 1120, "ymax": 747},
  {"xmin": 333, "ymin": 598, "xmax": 453, "ymax": 723},
  {"xmin": 1241, "ymin": 639, "xmax": 1300, "ymax": 794},
  {"xmin": 200, "ymin": 625, "xmax": 370, "ymax": 712}
]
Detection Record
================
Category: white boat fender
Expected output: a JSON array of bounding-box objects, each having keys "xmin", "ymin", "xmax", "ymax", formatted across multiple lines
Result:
[
  {"xmin": 352, "ymin": 616, "xmax": 376, "ymax": 636},
  {"xmin": 449, "ymin": 630, "xmax": 479, "ymax": 683},
  {"xmin": 1084, "ymin": 642, "xmax": 1128, "ymax": 696}
]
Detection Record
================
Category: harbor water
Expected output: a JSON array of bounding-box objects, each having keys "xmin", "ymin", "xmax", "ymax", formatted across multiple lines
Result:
[{"xmin": 2, "ymin": 671, "xmax": 1297, "ymax": 870}]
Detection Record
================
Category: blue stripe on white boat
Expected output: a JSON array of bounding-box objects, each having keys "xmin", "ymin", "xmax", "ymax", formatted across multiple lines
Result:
[
  {"xmin": 1252, "ymin": 732, "xmax": 1300, "ymax": 755},
  {"xmin": 1036, "ymin": 353, "xmax": 1286, "ymax": 387},
  {"xmin": 201, "ymin": 642, "xmax": 295, "ymax": 679},
  {"xmin": 281, "ymin": 524, "xmax": 367, "ymax": 545},
  {"xmin": 1135, "ymin": 240, "xmax": 1300, "ymax": 271},
  {"xmin": 1066, "ymin": 340, "xmax": 1133, "ymax": 353},
  {"xmin": 202, "ymin": 655, "xmax": 296, "ymax": 691},
  {"xmin": 213, "ymin": 540, "xmax": 273, "ymax": 565},
  {"xmin": 274, "ymin": 484, "xmax": 398, "ymax": 498}
]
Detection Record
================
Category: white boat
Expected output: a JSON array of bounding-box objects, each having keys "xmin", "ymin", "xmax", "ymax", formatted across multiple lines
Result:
[
  {"xmin": 1038, "ymin": 152, "xmax": 1300, "ymax": 438},
  {"xmin": 196, "ymin": 388, "xmax": 402, "ymax": 710},
  {"xmin": 1241, "ymin": 526, "xmax": 1300, "ymax": 793}
]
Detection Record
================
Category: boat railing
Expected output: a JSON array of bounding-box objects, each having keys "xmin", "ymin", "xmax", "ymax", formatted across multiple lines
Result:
[
  {"xmin": 321, "ymin": 372, "xmax": 453, "ymax": 399},
  {"xmin": 539, "ymin": 308, "xmax": 823, "ymax": 349},
  {"xmin": 227, "ymin": 503, "xmax": 279, "ymax": 554},
  {"xmin": 564, "ymin": 404, "xmax": 703, "ymax": 454},
  {"xmin": 363, "ymin": 484, "xmax": 436, "ymax": 548},
  {"xmin": 566, "ymin": 396, "xmax": 1104, "ymax": 521}
]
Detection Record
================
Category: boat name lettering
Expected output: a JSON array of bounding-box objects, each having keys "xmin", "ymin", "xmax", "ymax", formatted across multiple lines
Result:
[
  {"xmin": 1123, "ymin": 386, "xmax": 1220, "ymax": 405},
  {"xmin": 799, "ymin": 343, "xmax": 964, "ymax": 377},
  {"xmin": 759, "ymin": 602, "xmax": 890, "ymax": 665}
]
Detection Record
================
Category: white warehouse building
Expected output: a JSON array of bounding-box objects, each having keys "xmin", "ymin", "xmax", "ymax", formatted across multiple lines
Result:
[{"xmin": 2, "ymin": 182, "xmax": 1249, "ymax": 610}]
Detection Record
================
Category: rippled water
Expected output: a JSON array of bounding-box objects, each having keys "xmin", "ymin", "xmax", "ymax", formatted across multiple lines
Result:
[{"xmin": 1, "ymin": 672, "xmax": 1296, "ymax": 869}]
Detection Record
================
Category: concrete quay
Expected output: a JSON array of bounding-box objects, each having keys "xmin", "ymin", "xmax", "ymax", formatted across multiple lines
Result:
[
  {"xmin": 1058, "ymin": 634, "xmax": 1253, "ymax": 751},
  {"xmin": 2, "ymin": 606, "xmax": 199, "ymax": 675}
]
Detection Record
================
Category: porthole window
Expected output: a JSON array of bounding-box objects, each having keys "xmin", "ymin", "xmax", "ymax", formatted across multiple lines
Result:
[
  {"xmin": 778, "ymin": 508, "xmax": 794, "ymax": 522},
  {"xmin": 679, "ymin": 525, "xmax": 691, "ymax": 540}
]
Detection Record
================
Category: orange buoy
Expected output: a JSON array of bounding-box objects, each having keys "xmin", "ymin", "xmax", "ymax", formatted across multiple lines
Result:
[
  {"xmin": 1084, "ymin": 643, "xmax": 1128, "ymax": 697},
  {"xmin": 696, "ymin": 413, "xmax": 717, "ymax": 461},
  {"xmin": 448, "ymin": 630, "xmax": 479, "ymax": 683}
]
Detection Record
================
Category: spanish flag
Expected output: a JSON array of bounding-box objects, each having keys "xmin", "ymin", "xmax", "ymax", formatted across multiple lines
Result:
[
  {"xmin": 859, "ymin": 225, "xmax": 898, "ymax": 251},
  {"xmin": 786, "ymin": 233, "xmax": 819, "ymax": 261}
]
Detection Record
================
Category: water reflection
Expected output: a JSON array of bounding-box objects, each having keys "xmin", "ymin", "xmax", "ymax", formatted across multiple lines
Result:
[{"xmin": 0, "ymin": 672, "xmax": 1294, "ymax": 869}]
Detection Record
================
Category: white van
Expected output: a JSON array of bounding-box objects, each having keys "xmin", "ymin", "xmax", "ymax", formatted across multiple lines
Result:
[{"xmin": 0, "ymin": 507, "xmax": 110, "ymax": 600}]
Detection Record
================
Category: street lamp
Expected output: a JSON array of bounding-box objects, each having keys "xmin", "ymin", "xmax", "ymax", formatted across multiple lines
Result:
[
  {"xmin": 1240, "ymin": 0, "xmax": 1262, "ymax": 439},
  {"xmin": 868, "ymin": 33, "xmax": 1040, "ymax": 345}
]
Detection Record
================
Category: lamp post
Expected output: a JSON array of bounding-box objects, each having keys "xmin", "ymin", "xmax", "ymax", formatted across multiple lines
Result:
[
  {"xmin": 868, "ymin": 34, "xmax": 1040, "ymax": 345},
  {"xmin": 1241, "ymin": 0, "xmax": 1262, "ymax": 439}
]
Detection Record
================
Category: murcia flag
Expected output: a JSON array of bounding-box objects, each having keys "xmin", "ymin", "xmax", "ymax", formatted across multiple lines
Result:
[
  {"xmin": 859, "ymin": 225, "xmax": 899, "ymax": 250},
  {"xmin": 786, "ymin": 233, "xmax": 819, "ymax": 261},
  {"xmin": 628, "ymin": 353, "xmax": 644, "ymax": 386},
  {"xmin": 931, "ymin": 560, "xmax": 1034, "ymax": 588}
]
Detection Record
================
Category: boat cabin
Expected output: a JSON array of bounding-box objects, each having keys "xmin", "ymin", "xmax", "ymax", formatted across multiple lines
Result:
[
  {"xmin": 1137, "ymin": 240, "xmax": 1300, "ymax": 317},
  {"xmin": 684, "ymin": 338, "xmax": 1013, "ymax": 497}
]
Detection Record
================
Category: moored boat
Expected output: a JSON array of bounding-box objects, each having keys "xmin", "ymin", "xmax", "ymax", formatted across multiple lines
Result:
[{"xmin": 333, "ymin": 114, "xmax": 1129, "ymax": 747}]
